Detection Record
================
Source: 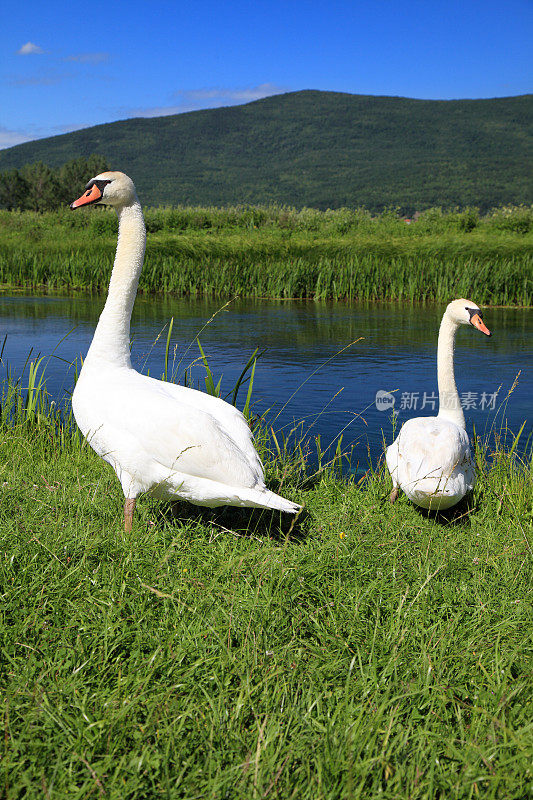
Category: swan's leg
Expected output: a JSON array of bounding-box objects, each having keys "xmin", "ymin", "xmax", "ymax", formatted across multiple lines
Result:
[
  {"xmin": 389, "ymin": 488, "xmax": 399, "ymax": 504},
  {"xmin": 124, "ymin": 498, "xmax": 136, "ymax": 532}
]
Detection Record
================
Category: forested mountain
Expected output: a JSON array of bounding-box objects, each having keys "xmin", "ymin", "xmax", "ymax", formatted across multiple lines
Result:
[{"xmin": 0, "ymin": 91, "xmax": 531, "ymax": 212}]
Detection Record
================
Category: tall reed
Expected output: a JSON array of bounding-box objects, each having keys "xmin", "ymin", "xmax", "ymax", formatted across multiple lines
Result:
[
  {"xmin": 0, "ymin": 205, "xmax": 531, "ymax": 304},
  {"xmin": 0, "ymin": 246, "xmax": 530, "ymax": 305}
]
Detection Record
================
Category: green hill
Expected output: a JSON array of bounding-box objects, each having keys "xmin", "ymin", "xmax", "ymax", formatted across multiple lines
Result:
[{"xmin": 0, "ymin": 91, "xmax": 531, "ymax": 212}]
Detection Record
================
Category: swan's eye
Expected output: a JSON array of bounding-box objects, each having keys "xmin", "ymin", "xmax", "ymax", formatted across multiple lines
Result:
[{"xmin": 84, "ymin": 178, "xmax": 112, "ymax": 192}]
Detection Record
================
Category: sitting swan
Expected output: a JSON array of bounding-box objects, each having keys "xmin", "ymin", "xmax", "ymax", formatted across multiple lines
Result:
[
  {"xmin": 386, "ymin": 299, "xmax": 491, "ymax": 510},
  {"xmin": 70, "ymin": 171, "xmax": 301, "ymax": 531}
]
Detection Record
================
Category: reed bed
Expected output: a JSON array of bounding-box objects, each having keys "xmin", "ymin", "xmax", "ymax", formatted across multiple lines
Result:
[
  {"xmin": 0, "ymin": 244, "xmax": 531, "ymax": 305},
  {"xmin": 0, "ymin": 205, "xmax": 531, "ymax": 304}
]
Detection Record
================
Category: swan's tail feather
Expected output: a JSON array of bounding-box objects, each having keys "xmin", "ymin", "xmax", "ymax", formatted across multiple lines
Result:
[
  {"xmin": 235, "ymin": 487, "xmax": 302, "ymax": 514},
  {"xmin": 152, "ymin": 469, "xmax": 302, "ymax": 513}
]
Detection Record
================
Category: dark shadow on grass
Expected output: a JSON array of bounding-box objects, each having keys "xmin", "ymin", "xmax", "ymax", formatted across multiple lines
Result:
[
  {"xmin": 415, "ymin": 492, "xmax": 479, "ymax": 525},
  {"xmin": 152, "ymin": 499, "xmax": 311, "ymax": 543},
  {"xmin": 383, "ymin": 483, "xmax": 480, "ymax": 525}
]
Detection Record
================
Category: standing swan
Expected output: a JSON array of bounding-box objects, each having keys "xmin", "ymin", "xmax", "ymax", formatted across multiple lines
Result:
[
  {"xmin": 70, "ymin": 172, "xmax": 301, "ymax": 531},
  {"xmin": 386, "ymin": 299, "xmax": 491, "ymax": 510}
]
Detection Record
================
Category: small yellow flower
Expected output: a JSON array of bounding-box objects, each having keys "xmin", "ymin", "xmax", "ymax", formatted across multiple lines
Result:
[{"xmin": 339, "ymin": 532, "xmax": 345, "ymax": 539}]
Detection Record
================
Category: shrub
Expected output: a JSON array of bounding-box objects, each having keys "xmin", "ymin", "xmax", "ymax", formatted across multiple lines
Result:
[
  {"xmin": 458, "ymin": 206, "xmax": 479, "ymax": 232},
  {"xmin": 90, "ymin": 211, "xmax": 118, "ymax": 235},
  {"xmin": 485, "ymin": 205, "xmax": 532, "ymax": 234}
]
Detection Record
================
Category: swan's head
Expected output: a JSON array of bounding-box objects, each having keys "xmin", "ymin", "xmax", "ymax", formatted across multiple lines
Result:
[
  {"xmin": 445, "ymin": 299, "xmax": 491, "ymax": 336},
  {"xmin": 70, "ymin": 171, "xmax": 137, "ymax": 210}
]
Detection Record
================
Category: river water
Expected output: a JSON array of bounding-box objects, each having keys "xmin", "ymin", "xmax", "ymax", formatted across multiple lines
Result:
[{"xmin": 0, "ymin": 294, "xmax": 530, "ymax": 471}]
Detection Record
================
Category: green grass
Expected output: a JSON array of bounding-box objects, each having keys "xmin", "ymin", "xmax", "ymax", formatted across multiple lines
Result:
[
  {"xmin": 0, "ymin": 205, "xmax": 532, "ymax": 304},
  {"xmin": 0, "ymin": 374, "xmax": 532, "ymax": 798}
]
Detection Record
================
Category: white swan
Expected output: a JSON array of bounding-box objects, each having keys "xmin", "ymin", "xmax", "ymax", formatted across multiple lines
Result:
[
  {"xmin": 386, "ymin": 299, "xmax": 491, "ymax": 510},
  {"xmin": 70, "ymin": 171, "xmax": 301, "ymax": 531}
]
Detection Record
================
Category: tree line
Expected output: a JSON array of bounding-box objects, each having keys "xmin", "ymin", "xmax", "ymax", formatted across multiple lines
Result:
[{"xmin": 0, "ymin": 155, "xmax": 109, "ymax": 211}]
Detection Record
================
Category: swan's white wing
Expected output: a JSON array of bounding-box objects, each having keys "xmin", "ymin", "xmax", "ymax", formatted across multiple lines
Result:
[
  {"xmin": 397, "ymin": 417, "xmax": 472, "ymax": 477},
  {"xmin": 144, "ymin": 375, "xmax": 263, "ymax": 473},
  {"xmin": 386, "ymin": 417, "xmax": 475, "ymax": 508},
  {"xmin": 75, "ymin": 370, "xmax": 264, "ymax": 489}
]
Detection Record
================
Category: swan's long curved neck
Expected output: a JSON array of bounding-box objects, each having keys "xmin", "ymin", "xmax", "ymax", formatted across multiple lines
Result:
[
  {"xmin": 437, "ymin": 313, "xmax": 465, "ymax": 429},
  {"xmin": 86, "ymin": 201, "xmax": 146, "ymax": 368}
]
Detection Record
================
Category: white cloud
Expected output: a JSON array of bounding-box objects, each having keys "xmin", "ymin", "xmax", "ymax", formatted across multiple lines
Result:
[
  {"xmin": 174, "ymin": 83, "xmax": 285, "ymax": 105},
  {"xmin": 54, "ymin": 122, "xmax": 94, "ymax": 133},
  {"xmin": 0, "ymin": 120, "xmax": 94, "ymax": 149},
  {"xmin": 65, "ymin": 52, "xmax": 109, "ymax": 64},
  {"xmin": 126, "ymin": 83, "xmax": 287, "ymax": 119},
  {"xmin": 0, "ymin": 126, "xmax": 35, "ymax": 149},
  {"xmin": 17, "ymin": 42, "xmax": 45, "ymax": 56}
]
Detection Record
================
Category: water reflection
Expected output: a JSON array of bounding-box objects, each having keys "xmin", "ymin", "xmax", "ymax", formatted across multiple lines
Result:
[{"xmin": 0, "ymin": 294, "xmax": 530, "ymax": 470}]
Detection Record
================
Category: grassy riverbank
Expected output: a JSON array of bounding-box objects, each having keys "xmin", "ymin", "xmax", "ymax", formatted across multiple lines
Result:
[
  {"xmin": 1, "ymin": 205, "xmax": 532, "ymax": 304},
  {"xmin": 0, "ymin": 376, "xmax": 531, "ymax": 798}
]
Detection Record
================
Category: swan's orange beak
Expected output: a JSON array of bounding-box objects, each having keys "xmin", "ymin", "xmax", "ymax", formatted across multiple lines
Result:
[
  {"xmin": 470, "ymin": 313, "xmax": 491, "ymax": 336},
  {"xmin": 70, "ymin": 183, "xmax": 102, "ymax": 209}
]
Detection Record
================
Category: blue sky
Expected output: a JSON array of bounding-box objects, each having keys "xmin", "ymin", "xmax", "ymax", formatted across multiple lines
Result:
[{"xmin": 1, "ymin": 0, "xmax": 531, "ymax": 149}]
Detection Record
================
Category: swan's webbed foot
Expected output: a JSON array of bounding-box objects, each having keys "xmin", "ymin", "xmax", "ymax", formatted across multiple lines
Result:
[
  {"xmin": 389, "ymin": 488, "xmax": 399, "ymax": 504},
  {"xmin": 124, "ymin": 498, "xmax": 136, "ymax": 532}
]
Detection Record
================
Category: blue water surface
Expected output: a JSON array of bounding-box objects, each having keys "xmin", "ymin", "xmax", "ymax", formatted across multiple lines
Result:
[{"xmin": 0, "ymin": 294, "xmax": 530, "ymax": 472}]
